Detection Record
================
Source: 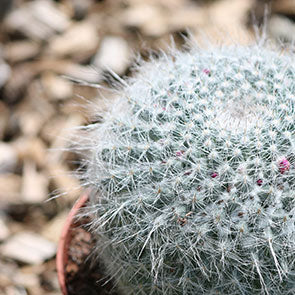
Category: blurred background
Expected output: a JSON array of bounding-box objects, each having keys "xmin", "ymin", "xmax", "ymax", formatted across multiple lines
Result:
[{"xmin": 0, "ymin": 0, "xmax": 294, "ymax": 294}]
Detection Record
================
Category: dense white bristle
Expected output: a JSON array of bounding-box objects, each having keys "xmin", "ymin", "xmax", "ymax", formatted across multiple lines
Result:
[{"xmin": 77, "ymin": 42, "xmax": 295, "ymax": 295}]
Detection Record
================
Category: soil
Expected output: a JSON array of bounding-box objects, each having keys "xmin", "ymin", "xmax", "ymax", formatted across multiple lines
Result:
[{"xmin": 65, "ymin": 218, "xmax": 119, "ymax": 295}]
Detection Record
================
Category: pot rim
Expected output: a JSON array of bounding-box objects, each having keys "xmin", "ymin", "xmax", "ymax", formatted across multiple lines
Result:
[{"xmin": 56, "ymin": 193, "xmax": 89, "ymax": 295}]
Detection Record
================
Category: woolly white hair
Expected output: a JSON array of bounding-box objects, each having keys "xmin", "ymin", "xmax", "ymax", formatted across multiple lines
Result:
[{"xmin": 74, "ymin": 39, "xmax": 295, "ymax": 295}]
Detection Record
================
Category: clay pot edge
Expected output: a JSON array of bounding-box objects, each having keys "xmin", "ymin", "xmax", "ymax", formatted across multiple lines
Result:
[{"xmin": 56, "ymin": 193, "xmax": 89, "ymax": 295}]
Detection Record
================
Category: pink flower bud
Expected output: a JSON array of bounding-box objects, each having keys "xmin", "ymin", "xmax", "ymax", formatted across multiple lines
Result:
[
  {"xmin": 256, "ymin": 179, "xmax": 263, "ymax": 186},
  {"xmin": 203, "ymin": 69, "xmax": 210, "ymax": 75},
  {"xmin": 176, "ymin": 150, "xmax": 185, "ymax": 157},
  {"xmin": 211, "ymin": 172, "xmax": 218, "ymax": 178},
  {"xmin": 279, "ymin": 158, "xmax": 290, "ymax": 174}
]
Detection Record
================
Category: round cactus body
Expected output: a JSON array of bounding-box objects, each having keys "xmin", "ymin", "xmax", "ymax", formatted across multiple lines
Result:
[{"xmin": 82, "ymin": 44, "xmax": 295, "ymax": 295}]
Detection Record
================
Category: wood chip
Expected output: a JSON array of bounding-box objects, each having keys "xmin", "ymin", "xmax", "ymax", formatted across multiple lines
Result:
[
  {"xmin": 30, "ymin": 59, "xmax": 102, "ymax": 83},
  {"xmin": 16, "ymin": 81, "xmax": 55, "ymax": 136},
  {"xmin": 0, "ymin": 101, "xmax": 9, "ymax": 140},
  {"xmin": 0, "ymin": 273, "xmax": 12, "ymax": 289},
  {"xmin": 21, "ymin": 161, "xmax": 48, "ymax": 203},
  {"xmin": 4, "ymin": 41, "xmax": 40, "ymax": 63},
  {"xmin": 273, "ymin": 0, "xmax": 295, "ymax": 15},
  {"xmin": 121, "ymin": 4, "xmax": 162, "ymax": 30},
  {"xmin": 1, "ymin": 232, "xmax": 56, "ymax": 264},
  {"xmin": 3, "ymin": 63, "xmax": 38, "ymax": 103},
  {"xmin": 167, "ymin": 7, "xmax": 206, "ymax": 32},
  {"xmin": 47, "ymin": 22, "xmax": 99, "ymax": 60},
  {"xmin": 4, "ymin": 9, "xmax": 53, "ymax": 41},
  {"xmin": 0, "ymin": 216, "xmax": 10, "ymax": 241},
  {"xmin": 41, "ymin": 72, "xmax": 73, "ymax": 101},
  {"xmin": 0, "ymin": 260, "xmax": 19, "ymax": 287},
  {"xmin": 0, "ymin": 0, "xmax": 12, "ymax": 21},
  {"xmin": 0, "ymin": 142, "xmax": 18, "ymax": 174},
  {"xmin": 41, "ymin": 115, "xmax": 68, "ymax": 144},
  {"xmin": 60, "ymin": 62, "xmax": 102, "ymax": 83},
  {"xmin": 18, "ymin": 111, "xmax": 46, "ymax": 137},
  {"xmin": 93, "ymin": 36, "xmax": 131, "ymax": 75},
  {"xmin": 268, "ymin": 15, "xmax": 295, "ymax": 42},
  {"xmin": 65, "ymin": 0, "xmax": 94, "ymax": 20},
  {"xmin": 4, "ymin": 0, "xmax": 70, "ymax": 41},
  {"xmin": 195, "ymin": 0, "xmax": 254, "ymax": 46},
  {"xmin": 3, "ymin": 285, "xmax": 27, "ymax": 295},
  {"xmin": 0, "ymin": 174, "xmax": 21, "ymax": 206},
  {"xmin": 13, "ymin": 137, "xmax": 47, "ymax": 168},
  {"xmin": 29, "ymin": 0, "xmax": 71, "ymax": 33},
  {"xmin": 121, "ymin": 4, "xmax": 168, "ymax": 37},
  {"xmin": 42, "ymin": 210, "xmax": 70, "ymax": 243},
  {"xmin": 0, "ymin": 61, "xmax": 11, "ymax": 88},
  {"xmin": 14, "ymin": 272, "xmax": 39, "ymax": 289}
]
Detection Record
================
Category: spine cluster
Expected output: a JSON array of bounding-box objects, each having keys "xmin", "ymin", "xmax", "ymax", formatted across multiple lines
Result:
[{"xmin": 81, "ymin": 43, "xmax": 295, "ymax": 295}]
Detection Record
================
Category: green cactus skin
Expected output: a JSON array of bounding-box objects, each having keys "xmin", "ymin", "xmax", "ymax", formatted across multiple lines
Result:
[{"xmin": 80, "ymin": 43, "xmax": 295, "ymax": 295}]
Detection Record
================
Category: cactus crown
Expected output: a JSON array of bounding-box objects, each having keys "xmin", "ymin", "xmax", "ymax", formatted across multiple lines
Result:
[{"xmin": 80, "ymin": 43, "xmax": 295, "ymax": 295}]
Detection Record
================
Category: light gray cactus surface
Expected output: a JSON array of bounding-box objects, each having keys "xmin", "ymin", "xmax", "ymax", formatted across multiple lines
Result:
[{"xmin": 82, "ymin": 44, "xmax": 295, "ymax": 294}]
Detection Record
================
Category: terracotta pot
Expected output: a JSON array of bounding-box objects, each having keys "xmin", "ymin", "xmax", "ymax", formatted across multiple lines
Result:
[{"xmin": 56, "ymin": 193, "xmax": 89, "ymax": 295}]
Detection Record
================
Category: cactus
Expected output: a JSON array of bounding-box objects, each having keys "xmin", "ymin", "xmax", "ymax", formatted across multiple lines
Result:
[{"xmin": 79, "ymin": 43, "xmax": 295, "ymax": 295}]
